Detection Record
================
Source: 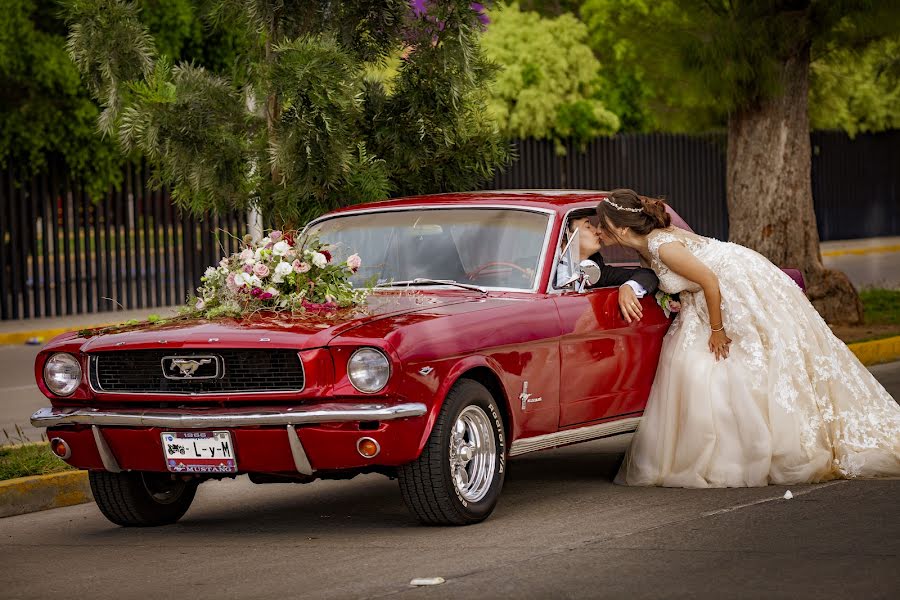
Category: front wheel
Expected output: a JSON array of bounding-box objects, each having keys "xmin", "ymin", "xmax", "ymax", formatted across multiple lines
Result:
[
  {"xmin": 398, "ymin": 379, "xmax": 506, "ymax": 525},
  {"xmin": 89, "ymin": 471, "xmax": 198, "ymax": 527}
]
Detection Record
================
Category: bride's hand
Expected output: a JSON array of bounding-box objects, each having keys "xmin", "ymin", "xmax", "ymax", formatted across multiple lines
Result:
[{"xmin": 708, "ymin": 329, "xmax": 732, "ymax": 361}]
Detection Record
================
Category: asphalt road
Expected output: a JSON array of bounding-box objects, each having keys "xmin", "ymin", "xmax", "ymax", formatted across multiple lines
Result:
[
  {"xmin": 823, "ymin": 250, "xmax": 900, "ymax": 289},
  {"xmin": 1, "ymin": 352, "xmax": 899, "ymax": 599}
]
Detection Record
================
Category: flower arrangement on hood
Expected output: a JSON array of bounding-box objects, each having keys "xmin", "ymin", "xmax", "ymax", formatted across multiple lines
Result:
[{"xmin": 187, "ymin": 230, "xmax": 366, "ymax": 319}]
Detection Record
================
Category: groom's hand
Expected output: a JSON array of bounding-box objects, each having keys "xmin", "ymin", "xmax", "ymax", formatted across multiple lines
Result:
[{"xmin": 618, "ymin": 284, "xmax": 643, "ymax": 323}]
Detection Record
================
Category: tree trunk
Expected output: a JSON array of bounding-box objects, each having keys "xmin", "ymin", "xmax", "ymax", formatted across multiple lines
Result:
[{"xmin": 726, "ymin": 44, "xmax": 862, "ymax": 324}]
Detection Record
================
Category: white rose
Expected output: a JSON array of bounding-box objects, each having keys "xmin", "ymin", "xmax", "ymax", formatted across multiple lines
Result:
[
  {"xmin": 272, "ymin": 241, "xmax": 290, "ymax": 256},
  {"xmin": 271, "ymin": 260, "xmax": 293, "ymax": 283},
  {"xmin": 311, "ymin": 252, "xmax": 328, "ymax": 269},
  {"xmin": 265, "ymin": 287, "xmax": 280, "ymax": 297},
  {"xmin": 233, "ymin": 272, "xmax": 250, "ymax": 288},
  {"xmin": 239, "ymin": 248, "xmax": 255, "ymax": 265}
]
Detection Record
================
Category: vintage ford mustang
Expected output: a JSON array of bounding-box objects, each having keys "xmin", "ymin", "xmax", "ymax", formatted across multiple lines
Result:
[{"xmin": 31, "ymin": 191, "xmax": 721, "ymax": 526}]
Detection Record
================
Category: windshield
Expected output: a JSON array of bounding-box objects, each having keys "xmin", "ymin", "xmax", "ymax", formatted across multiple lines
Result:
[{"xmin": 305, "ymin": 208, "xmax": 551, "ymax": 290}]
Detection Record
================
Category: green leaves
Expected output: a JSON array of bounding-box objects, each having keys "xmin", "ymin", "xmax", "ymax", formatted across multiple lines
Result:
[
  {"xmin": 482, "ymin": 2, "xmax": 619, "ymax": 150},
  {"xmin": 55, "ymin": 0, "xmax": 507, "ymax": 226},
  {"xmin": 581, "ymin": 0, "xmax": 900, "ymax": 134},
  {"xmin": 65, "ymin": 0, "xmax": 156, "ymax": 135},
  {"xmin": 116, "ymin": 55, "xmax": 252, "ymax": 215}
]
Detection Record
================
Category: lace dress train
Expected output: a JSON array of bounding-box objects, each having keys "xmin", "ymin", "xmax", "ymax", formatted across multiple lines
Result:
[{"xmin": 615, "ymin": 229, "xmax": 900, "ymax": 487}]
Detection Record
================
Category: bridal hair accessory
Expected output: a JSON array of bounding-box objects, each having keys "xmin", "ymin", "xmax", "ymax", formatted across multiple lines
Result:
[{"xmin": 603, "ymin": 197, "xmax": 644, "ymax": 213}]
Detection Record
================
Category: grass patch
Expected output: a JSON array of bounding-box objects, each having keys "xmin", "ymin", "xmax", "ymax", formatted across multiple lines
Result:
[
  {"xmin": 860, "ymin": 288, "xmax": 900, "ymax": 325},
  {"xmin": 0, "ymin": 443, "xmax": 75, "ymax": 481},
  {"xmin": 832, "ymin": 288, "xmax": 900, "ymax": 344}
]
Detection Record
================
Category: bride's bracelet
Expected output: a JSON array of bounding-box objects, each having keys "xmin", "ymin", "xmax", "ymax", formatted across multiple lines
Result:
[{"xmin": 710, "ymin": 323, "xmax": 725, "ymax": 332}]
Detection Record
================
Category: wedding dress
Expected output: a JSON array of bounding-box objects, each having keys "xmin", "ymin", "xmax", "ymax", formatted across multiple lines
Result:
[{"xmin": 616, "ymin": 228, "xmax": 900, "ymax": 487}]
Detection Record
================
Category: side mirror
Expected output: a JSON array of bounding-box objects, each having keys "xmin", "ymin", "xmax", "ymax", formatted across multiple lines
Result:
[
  {"xmin": 579, "ymin": 259, "xmax": 601, "ymax": 286},
  {"xmin": 561, "ymin": 259, "xmax": 601, "ymax": 292}
]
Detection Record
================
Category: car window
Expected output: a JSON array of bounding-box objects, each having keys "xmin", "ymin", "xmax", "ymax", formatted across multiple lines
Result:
[
  {"xmin": 554, "ymin": 212, "xmax": 642, "ymax": 291},
  {"xmin": 306, "ymin": 208, "xmax": 550, "ymax": 290}
]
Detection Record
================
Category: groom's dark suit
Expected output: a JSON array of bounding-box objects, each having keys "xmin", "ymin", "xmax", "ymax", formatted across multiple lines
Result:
[{"xmin": 584, "ymin": 251, "xmax": 659, "ymax": 294}]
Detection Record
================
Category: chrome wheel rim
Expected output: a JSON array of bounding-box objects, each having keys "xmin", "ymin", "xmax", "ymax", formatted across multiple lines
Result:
[{"xmin": 449, "ymin": 405, "xmax": 497, "ymax": 503}]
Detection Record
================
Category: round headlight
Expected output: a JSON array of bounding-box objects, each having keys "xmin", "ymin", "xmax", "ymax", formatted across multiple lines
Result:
[
  {"xmin": 43, "ymin": 353, "xmax": 82, "ymax": 397},
  {"xmin": 347, "ymin": 348, "xmax": 391, "ymax": 393}
]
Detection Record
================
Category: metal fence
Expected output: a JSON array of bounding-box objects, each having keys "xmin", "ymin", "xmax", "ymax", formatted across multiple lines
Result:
[
  {"xmin": 1, "ymin": 131, "xmax": 898, "ymax": 320},
  {"xmin": 485, "ymin": 131, "xmax": 900, "ymax": 241},
  {"xmin": 0, "ymin": 160, "xmax": 246, "ymax": 320}
]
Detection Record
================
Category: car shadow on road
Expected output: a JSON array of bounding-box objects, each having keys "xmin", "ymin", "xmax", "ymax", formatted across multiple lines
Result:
[{"xmin": 79, "ymin": 446, "xmax": 630, "ymax": 538}]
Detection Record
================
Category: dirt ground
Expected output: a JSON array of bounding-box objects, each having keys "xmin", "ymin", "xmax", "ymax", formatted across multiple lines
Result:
[{"xmin": 830, "ymin": 323, "xmax": 900, "ymax": 344}]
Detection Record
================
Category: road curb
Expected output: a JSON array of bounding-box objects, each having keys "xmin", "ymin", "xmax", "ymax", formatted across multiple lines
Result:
[
  {"xmin": 0, "ymin": 470, "xmax": 93, "ymax": 518},
  {"xmin": 848, "ymin": 335, "xmax": 900, "ymax": 367},
  {"xmin": 821, "ymin": 243, "xmax": 900, "ymax": 258}
]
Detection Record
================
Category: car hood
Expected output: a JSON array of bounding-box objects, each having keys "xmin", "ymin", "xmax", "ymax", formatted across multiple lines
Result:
[{"xmin": 76, "ymin": 292, "xmax": 480, "ymax": 353}]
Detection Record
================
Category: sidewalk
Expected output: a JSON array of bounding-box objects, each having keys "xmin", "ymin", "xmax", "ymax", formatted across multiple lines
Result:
[
  {"xmin": 0, "ymin": 306, "xmax": 180, "ymax": 345},
  {"xmin": 820, "ymin": 236, "xmax": 900, "ymax": 257}
]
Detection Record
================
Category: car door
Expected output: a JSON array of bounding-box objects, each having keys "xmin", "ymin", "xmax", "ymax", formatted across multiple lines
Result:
[{"xmin": 553, "ymin": 286, "xmax": 636, "ymax": 427}]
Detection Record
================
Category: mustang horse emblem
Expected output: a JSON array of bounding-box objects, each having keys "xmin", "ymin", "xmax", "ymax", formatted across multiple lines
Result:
[{"xmin": 169, "ymin": 358, "xmax": 212, "ymax": 378}]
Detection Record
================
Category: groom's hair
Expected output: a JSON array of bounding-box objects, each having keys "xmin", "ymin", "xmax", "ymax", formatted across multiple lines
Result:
[{"xmin": 567, "ymin": 214, "xmax": 600, "ymax": 232}]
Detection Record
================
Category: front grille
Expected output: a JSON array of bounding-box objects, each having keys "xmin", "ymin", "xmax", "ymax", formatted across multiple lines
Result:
[{"xmin": 90, "ymin": 349, "xmax": 305, "ymax": 394}]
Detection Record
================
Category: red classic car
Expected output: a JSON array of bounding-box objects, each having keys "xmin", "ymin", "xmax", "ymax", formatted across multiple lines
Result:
[{"xmin": 31, "ymin": 191, "xmax": 702, "ymax": 526}]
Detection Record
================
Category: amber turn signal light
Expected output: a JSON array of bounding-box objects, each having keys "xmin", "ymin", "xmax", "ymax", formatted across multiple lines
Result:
[
  {"xmin": 50, "ymin": 437, "xmax": 71, "ymax": 460},
  {"xmin": 356, "ymin": 437, "xmax": 380, "ymax": 458}
]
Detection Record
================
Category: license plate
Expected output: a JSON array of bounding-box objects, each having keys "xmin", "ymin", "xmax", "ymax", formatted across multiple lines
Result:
[{"xmin": 161, "ymin": 431, "xmax": 237, "ymax": 473}]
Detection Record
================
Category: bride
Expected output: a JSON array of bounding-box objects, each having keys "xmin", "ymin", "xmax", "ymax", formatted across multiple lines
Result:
[{"xmin": 598, "ymin": 189, "xmax": 900, "ymax": 487}]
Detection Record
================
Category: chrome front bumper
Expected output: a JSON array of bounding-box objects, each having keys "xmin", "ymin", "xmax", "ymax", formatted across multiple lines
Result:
[{"xmin": 30, "ymin": 402, "xmax": 428, "ymax": 429}]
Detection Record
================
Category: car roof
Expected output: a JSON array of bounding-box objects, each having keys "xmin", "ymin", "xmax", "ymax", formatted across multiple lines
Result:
[
  {"xmin": 328, "ymin": 190, "xmax": 610, "ymax": 217},
  {"xmin": 325, "ymin": 189, "xmax": 692, "ymax": 231}
]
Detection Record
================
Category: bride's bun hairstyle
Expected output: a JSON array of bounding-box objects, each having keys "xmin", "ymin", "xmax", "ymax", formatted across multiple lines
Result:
[{"xmin": 595, "ymin": 188, "xmax": 671, "ymax": 236}]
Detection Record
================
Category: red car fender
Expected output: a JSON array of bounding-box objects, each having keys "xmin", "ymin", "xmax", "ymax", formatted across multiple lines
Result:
[{"xmin": 410, "ymin": 354, "xmax": 512, "ymax": 459}]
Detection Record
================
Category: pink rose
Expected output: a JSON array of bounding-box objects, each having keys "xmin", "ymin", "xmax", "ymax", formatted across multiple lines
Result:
[
  {"xmin": 226, "ymin": 273, "xmax": 238, "ymax": 292},
  {"xmin": 253, "ymin": 263, "xmax": 269, "ymax": 278},
  {"xmin": 243, "ymin": 264, "xmax": 253, "ymax": 274},
  {"xmin": 269, "ymin": 230, "xmax": 282, "ymax": 242},
  {"xmin": 346, "ymin": 253, "xmax": 361, "ymax": 272},
  {"xmin": 293, "ymin": 259, "xmax": 310, "ymax": 274}
]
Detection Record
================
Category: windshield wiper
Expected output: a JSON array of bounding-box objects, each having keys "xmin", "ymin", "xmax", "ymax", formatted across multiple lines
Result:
[{"xmin": 375, "ymin": 278, "xmax": 487, "ymax": 294}]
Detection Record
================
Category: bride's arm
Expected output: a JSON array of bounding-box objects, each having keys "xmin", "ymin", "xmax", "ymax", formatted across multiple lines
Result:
[{"xmin": 657, "ymin": 242, "xmax": 732, "ymax": 360}]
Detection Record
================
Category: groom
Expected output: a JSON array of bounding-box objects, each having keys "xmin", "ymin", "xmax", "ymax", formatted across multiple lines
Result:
[{"xmin": 556, "ymin": 215, "xmax": 659, "ymax": 323}]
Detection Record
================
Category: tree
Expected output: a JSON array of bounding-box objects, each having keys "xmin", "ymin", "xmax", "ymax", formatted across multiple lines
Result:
[
  {"xmin": 64, "ymin": 0, "xmax": 509, "ymax": 226},
  {"xmin": 481, "ymin": 2, "xmax": 619, "ymax": 151},
  {"xmin": 0, "ymin": 0, "xmax": 246, "ymax": 198},
  {"xmin": 580, "ymin": 0, "xmax": 900, "ymax": 324}
]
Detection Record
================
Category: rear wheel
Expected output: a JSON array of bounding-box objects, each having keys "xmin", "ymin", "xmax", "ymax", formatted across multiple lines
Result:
[
  {"xmin": 398, "ymin": 379, "xmax": 506, "ymax": 525},
  {"xmin": 89, "ymin": 471, "xmax": 198, "ymax": 527}
]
